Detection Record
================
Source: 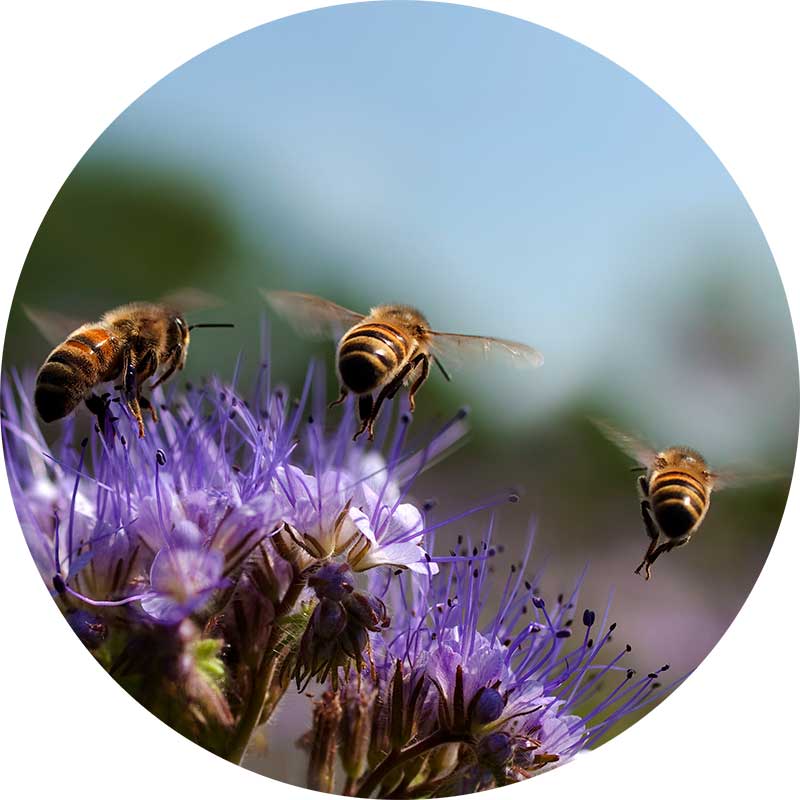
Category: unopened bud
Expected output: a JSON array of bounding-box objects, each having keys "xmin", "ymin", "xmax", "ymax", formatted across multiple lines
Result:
[
  {"xmin": 477, "ymin": 732, "xmax": 514, "ymax": 768},
  {"xmin": 312, "ymin": 599, "xmax": 348, "ymax": 641},
  {"xmin": 470, "ymin": 687, "xmax": 505, "ymax": 727},
  {"xmin": 343, "ymin": 591, "xmax": 389, "ymax": 630},
  {"xmin": 339, "ymin": 687, "xmax": 376, "ymax": 780},
  {"xmin": 307, "ymin": 691, "xmax": 342, "ymax": 793},
  {"xmin": 308, "ymin": 563, "xmax": 355, "ymax": 602}
]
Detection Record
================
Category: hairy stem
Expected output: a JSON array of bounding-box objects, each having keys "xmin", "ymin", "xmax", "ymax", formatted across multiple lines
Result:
[
  {"xmin": 357, "ymin": 731, "xmax": 471, "ymax": 798},
  {"xmin": 224, "ymin": 569, "xmax": 306, "ymax": 764}
]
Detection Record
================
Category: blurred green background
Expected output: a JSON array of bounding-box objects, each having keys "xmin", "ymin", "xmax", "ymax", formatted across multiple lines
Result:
[{"xmin": 3, "ymin": 2, "xmax": 796, "ymax": 783}]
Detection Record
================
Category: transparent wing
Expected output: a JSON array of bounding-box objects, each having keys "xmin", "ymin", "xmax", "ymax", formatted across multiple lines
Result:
[
  {"xmin": 709, "ymin": 465, "xmax": 785, "ymax": 491},
  {"xmin": 158, "ymin": 287, "xmax": 223, "ymax": 313},
  {"xmin": 427, "ymin": 330, "xmax": 544, "ymax": 371},
  {"xmin": 261, "ymin": 290, "xmax": 364, "ymax": 340},
  {"xmin": 21, "ymin": 304, "xmax": 85, "ymax": 346},
  {"xmin": 591, "ymin": 418, "xmax": 658, "ymax": 468}
]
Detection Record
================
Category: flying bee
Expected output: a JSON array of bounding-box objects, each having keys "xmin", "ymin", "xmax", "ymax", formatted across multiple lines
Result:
[
  {"xmin": 594, "ymin": 419, "xmax": 777, "ymax": 580},
  {"xmin": 263, "ymin": 290, "xmax": 543, "ymax": 440},
  {"xmin": 26, "ymin": 293, "xmax": 233, "ymax": 437}
]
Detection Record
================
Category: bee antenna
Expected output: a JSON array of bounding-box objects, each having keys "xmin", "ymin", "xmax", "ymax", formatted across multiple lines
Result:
[{"xmin": 188, "ymin": 323, "xmax": 235, "ymax": 331}]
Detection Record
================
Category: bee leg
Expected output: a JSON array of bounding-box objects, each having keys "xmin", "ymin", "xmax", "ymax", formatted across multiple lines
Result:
[
  {"xmin": 637, "ymin": 536, "xmax": 691, "ymax": 580},
  {"xmin": 138, "ymin": 349, "xmax": 159, "ymax": 383},
  {"xmin": 363, "ymin": 359, "xmax": 421, "ymax": 441},
  {"xmin": 121, "ymin": 350, "xmax": 146, "ymax": 438},
  {"xmin": 151, "ymin": 345, "xmax": 182, "ymax": 389},
  {"xmin": 329, "ymin": 385, "xmax": 348, "ymax": 409},
  {"xmin": 354, "ymin": 394, "xmax": 374, "ymax": 441},
  {"xmin": 640, "ymin": 500, "xmax": 658, "ymax": 539},
  {"xmin": 135, "ymin": 349, "xmax": 161, "ymax": 427},
  {"xmin": 85, "ymin": 392, "xmax": 116, "ymax": 434},
  {"xmin": 635, "ymin": 505, "xmax": 661, "ymax": 579},
  {"xmin": 635, "ymin": 546, "xmax": 658, "ymax": 580},
  {"xmin": 138, "ymin": 394, "xmax": 159, "ymax": 424},
  {"xmin": 638, "ymin": 475, "xmax": 650, "ymax": 497},
  {"xmin": 127, "ymin": 395, "xmax": 146, "ymax": 438},
  {"xmin": 405, "ymin": 354, "xmax": 430, "ymax": 412}
]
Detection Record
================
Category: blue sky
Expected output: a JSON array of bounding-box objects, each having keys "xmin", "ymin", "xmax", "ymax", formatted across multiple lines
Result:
[{"xmin": 82, "ymin": 1, "xmax": 795, "ymax": 461}]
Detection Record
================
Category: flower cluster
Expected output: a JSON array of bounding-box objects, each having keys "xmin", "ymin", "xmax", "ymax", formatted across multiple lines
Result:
[
  {"xmin": 320, "ymin": 527, "xmax": 674, "ymax": 795},
  {"xmin": 1, "ymin": 350, "xmax": 671, "ymax": 794}
]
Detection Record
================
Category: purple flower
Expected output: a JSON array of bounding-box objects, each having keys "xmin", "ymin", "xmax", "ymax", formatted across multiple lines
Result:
[
  {"xmin": 331, "ymin": 524, "xmax": 677, "ymax": 794},
  {"xmin": 140, "ymin": 529, "xmax": 227, "ymax": 624},
  {"xmin": 1, "ymin": 361, "xmax": 466, "ymax": 625},
  {"xmin": 2, "ymin": 350, "xmax": 675, "ymax": 792}
]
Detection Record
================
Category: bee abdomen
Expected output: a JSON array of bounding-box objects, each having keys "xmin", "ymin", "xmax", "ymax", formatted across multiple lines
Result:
[
  {"xmin": 35, "ymin": 362, "xmax": 88, "ymax": 422},
  {"xmin": 338, "ymin": 324, "xmax": 407, "ymax": 394},
  {"xmin": 650, "ymin": 471, "xmax": 707, "ymax": 539},
  {"xmin": 35, "ymin": 328, "xmax": 115, "ymax": 422}
]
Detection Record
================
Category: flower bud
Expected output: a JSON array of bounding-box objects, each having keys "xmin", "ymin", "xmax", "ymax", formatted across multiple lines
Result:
[
  {"xmin": 307, "ymin": 691, "xmax": 342, "ymax": 793},
  {"xmin": 343, "ymin": 590, "xmax": 389, "ymax": 630},
  {"xmin": 477, "ymin": 732, "xmax": 514, "ymax": 768},
  {"xmin": 312, "ymin": 598, "xmax": 348, "ymax": 641},
  {"xmin": 308, "ymin": 562, "xmax": 355, "ymax": 602},
  {"xmin": 339, "ymin": 686, "xmax": 376, "ymax": 780},
  {"xmin": 470, "ymin": 686, "xmax": 505, "ymax": 727},
  {"xmin": 340, "ymin": 621, "xmax": 369, "ymax": 659}
]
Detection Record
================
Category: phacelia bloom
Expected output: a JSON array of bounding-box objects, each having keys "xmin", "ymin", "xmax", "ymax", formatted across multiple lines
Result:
[
  {"xmin": 4, "ymin": 361, "xmax": 465, "ymax": 598},
  {"xmin": 327, "ymin": 526, "xmax": 677, "ymax": 796},
  {"xmin": 2, "ymin": 348, "xmax": 673, "ymax": 791},
  {"xmin": 0, "ymin": 357, "xmax": 469, "ymax": 756}
]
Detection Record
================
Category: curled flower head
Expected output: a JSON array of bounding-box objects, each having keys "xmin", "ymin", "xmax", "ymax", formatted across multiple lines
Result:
[
  {"xmin": 329, "ymin": 523, "xmax": 677, "ymax": 795},
  {"xmin": 293, "ymin": 561, "xmax": 390, "ymax": 689}
]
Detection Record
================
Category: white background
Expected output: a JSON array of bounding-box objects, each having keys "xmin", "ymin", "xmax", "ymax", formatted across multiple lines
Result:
[{"xmin": 0, "ymin": 2, "xmax": 797, "ymax": 798}]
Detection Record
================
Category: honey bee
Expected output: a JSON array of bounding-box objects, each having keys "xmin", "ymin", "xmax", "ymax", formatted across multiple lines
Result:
[
  {"xmin": 594, "ymin": 420, "xmax": 775, "ymax": 580},
  {"xmin": 263, "ymin": 290, "xmax": 543, "ymax": 439},
  {"xmin": 26, "ymin": 296, "xmax": 233, "ymax": 437}
]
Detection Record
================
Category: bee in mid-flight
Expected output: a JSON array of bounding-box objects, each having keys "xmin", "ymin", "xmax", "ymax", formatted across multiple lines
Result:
[
  {"xmin": 28, "ymin": 297, "xmax": 232, "ymax": 437},
  {"xmin": 595, "ymin": 420, "xmax": 757, "ymax": 580},
  {"xmin": 263, "ymin": 290, "xmax": 543, "ymax": 440}
]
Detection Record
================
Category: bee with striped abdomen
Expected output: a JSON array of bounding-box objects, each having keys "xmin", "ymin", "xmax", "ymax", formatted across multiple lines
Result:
[
  {"xmin": 263, "ymin": 290, "xmax": 543, "ymax": 440},
  {"xmin": 594, "ymin": 420, "xmax": 758, "ymax": 580},
  {"xmin": 27, "ymin": 296, "xmax": 232, "ymax": 437}
]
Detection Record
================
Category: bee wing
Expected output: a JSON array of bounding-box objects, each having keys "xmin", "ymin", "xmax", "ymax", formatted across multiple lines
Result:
[
  {"xmin": 158, "ymin": 287, "xmax": 223, "ymax": 313},
  {"xmin": 427, "ymin": 330, "xmax": 544, "ymax": 372},
  {"xmin": 708, "ymin": 466, "xmax": 785, "ymax": 491},
  {"xmin": 592, "ymin": 418, "xmax": 658, "ymax": 468},
  {"xmin": 261, "ymin": 290, "xmax": 365, "ymax": 340},
  {"xmin": 21, "ymin": 305, "xmax": 85, "ymax": 346}
]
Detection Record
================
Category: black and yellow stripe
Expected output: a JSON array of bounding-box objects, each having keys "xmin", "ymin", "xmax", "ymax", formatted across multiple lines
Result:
[
  {"xmin": 337, "ymin": 323, "xmax": 409, "ymax": 394},
  {"xmin": 35, "ymin": 327, "xmax": 118, "ymax": 422},
  {"xmin": 649, "ymin": 470, "xmax": 707, "ymax": 539}
]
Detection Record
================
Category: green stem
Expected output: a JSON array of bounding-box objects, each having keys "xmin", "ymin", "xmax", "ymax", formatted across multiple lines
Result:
[
  {"xmin": 223, "ymin": 571, "xmax": 305, "ymax": 764},
  {"xmin": 356, "ymin": 731, "xmax": 470, "ymax": 798}
]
